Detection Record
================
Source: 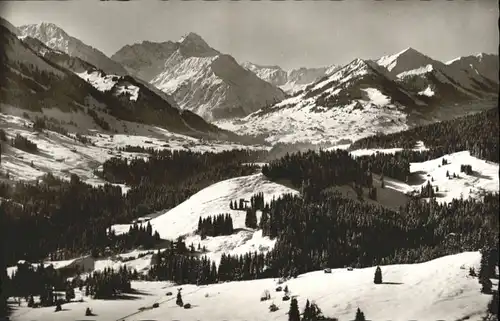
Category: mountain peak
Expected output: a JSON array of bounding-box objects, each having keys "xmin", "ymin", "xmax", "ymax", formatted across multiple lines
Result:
[{"xmin": 177, "ymin": 32, "xmax": 219, "ymax": 57}]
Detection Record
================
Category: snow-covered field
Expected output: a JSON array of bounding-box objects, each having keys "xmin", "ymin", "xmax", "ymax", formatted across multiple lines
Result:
[
  {"xmin": 216, "ymin": 98, "xmax": 408, "ymax": 145},
  {"xmin": 9, "ymin": 252, "xmax": 497, "ymax": 321},
  {"xmin": 341, "ymin": 145, "xmax": 499, "ymax": 204},
  {"xmin": 112, "ymin": 173, "xmax": 299, "ymax": 263}
]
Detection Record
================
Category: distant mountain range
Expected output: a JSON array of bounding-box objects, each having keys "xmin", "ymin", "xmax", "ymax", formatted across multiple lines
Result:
[
  {"xmin": 3, "ymin": 18, "xmax": 498, "ymax": 145},
  {"xmin": 0, "ymin": 24, "xmax": 233, "ymax": 141},
  {"xmin": 240, "ymin": 62, "xmax": 339, "ymax": 95},
  {"xmin": 216, "ymin": 48, "xmax": 498, "ymax": 144}
]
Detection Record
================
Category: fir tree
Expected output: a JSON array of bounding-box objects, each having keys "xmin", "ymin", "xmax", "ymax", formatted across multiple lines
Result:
[
  {"xmin": 374, "ymin": 266, "xmax": 382, "ymax": 284},
  {"xmin": 288, "ymin": 297, "xmax": 300, "ymax": 321},
  {"xmin": 176, "ymin": 289, "xmax": 183, "ymax": 307},
  {"xmin": 354, "ymin": 307, "xmax": 366, "ymax": 321}
]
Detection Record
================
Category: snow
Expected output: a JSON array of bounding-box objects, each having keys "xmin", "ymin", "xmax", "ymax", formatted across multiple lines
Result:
[
  {"xmin": 78, "ymin": 70, "xmax": 142, "ymax": 102},
  {"xmin": 241, "ymin": 62, "xmax": 332, "ymax": 95},
  {"xmin": 397, "ymin": 64, "xmax": 434, "ymax": 78},
  {"xmin": 345, "ymin": 148, "xmax": 498, "ymax": 204},
  {"xmin": 111, "ymin": 173, "xmax": 297, "ymax": 262},
  {"xmin": 362, "ymin": 88, "xmax": 390, "ymax": 106},
  {"xmin": 216, "ymin": 98, "xmax": 408, "ymax": 145},
  {"xmin": 410, "ymin": 151, "xmax": 499, "ymax": 203},
  {"xmin": 116, "ymin": 38, "xmax": 285, "ymax": 120},
  {"xmin": 9, "ymin": 252, "xmax": 496, "ymax": 321},
  {"xmin": 18, "ymin": 22, "xmax": 127, "ymax": 75},
  {"xmin": 144, "ymin": 173, "xmax": 297, "ymax": 240},
  {"xmin": 346, "ymin": 140, "xmax": 428, "ymax": 157},
  {"xmin": 418, "ymin": 86, "xmax": 435, "ymax": 97},
  {"xmin": 0, "ymin": 111, "xmax": 267, "ymax": 193}
]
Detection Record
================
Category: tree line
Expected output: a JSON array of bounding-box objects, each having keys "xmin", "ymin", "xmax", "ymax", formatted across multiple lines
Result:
[{"xmin": 349, "ymin": 107, "xmax": 499, "ymax": 162}]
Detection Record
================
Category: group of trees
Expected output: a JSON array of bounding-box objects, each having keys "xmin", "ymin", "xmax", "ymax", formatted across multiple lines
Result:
[
  {"xmin": 349, "ymin": 107, "xmax": 499, "ymax": 163},
  {"xmin": 259, "ymin": 191, "xmax": 498, "ymax": 277},
  {"xmin": 84, "ymin": 266, "xmax": 133, "ymax": 299},
  {"xmin": 148, "ymin": 250, "xmax": 269, "ymax": 284},
  {"xmin": 286, "ymin": 297, "xmax": 362, "ymax": 321},
  {"xmin": 8, "ymin": 262, "xmax": 66, "ymax": 307},
  {"xmin": 0, "ymin": 147, "xmax": 270, "ymax": 267},
  {"xmin": 110, "ymin": 221, "xmax": 161, "ymax": 249},
  {"xmin": 10, "ymin": 134, "xmax": 38, "ymax": 153},
  {"xmin": 197, "ymin": 214, "xmax": 234, "ymax": 238}
]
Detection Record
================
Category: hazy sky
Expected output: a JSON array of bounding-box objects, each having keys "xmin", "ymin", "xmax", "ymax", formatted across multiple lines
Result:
[{"xmin": 1, "ymin": 0, "xmax": 498, "ymax": 70}]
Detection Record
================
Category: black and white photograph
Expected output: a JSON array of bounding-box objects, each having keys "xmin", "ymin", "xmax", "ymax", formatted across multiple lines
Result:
[{"xmin": 0, "ymin": 0, "xmax": 498, "ymax": 320}]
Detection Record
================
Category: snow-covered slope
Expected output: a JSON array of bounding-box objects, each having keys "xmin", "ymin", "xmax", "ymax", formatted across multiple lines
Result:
[
  {"xmin": 9, "ymin": 252, "xmax": 496, "ymax": 321},
  {"xmin": 216, "ymin": 58, "xmax": 423, "ymax": 144},
  {"xmin": 21, "ymin": 35, "xmax": 97, "ymax": 74},
  {"xmin": 0, "ymin": 112, "xmax": 265, "ymax": 189},
  {"xmin": 375, "ymin": 48, "xmax": 498, "ymax": 104},
  {"xmin": 112, "ymin": 173, "xmax": 298, "ymax": 263},
  {"xmin": 345, "ymin": 146, "xmax": 499, "ymax": 204},
  {"xmin": 217, "ymin": 47, "xmax": 497, "ymax": 145},
  {"xmin": 0, "ymin": 24, "xmax": 235, "ymax": 141},
  {"xmin": 241, "ymin": 62, "xmax": 337, "ymax": 95},
  {"xmin": 112, "ymin": 33, "xmax": 286, "ymax": 120},
  {"xmin": 446, "ymin": 53, "xmax": 499, "ymax": 84},
  {"xmin": 18, "ymin": 22, "xmax": 128, "ymax": 76}
]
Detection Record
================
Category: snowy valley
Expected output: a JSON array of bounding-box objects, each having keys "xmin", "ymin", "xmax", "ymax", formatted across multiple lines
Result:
[{"xmin": 0, "ymin": 5, "xmax": 499, "ymax": 321}]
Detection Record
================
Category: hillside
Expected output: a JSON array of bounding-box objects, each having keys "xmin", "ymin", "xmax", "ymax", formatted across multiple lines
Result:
[
  {"xmin": 8, "ymin": 252, "xmax": 497, "ymax": 321},
  {"xmin": 112, "ymin": 32, "xmax": 286, "ymax": 120},
  {"xmin": 0, "ymin": 112, "xmax": 263, "ymax": 189},
  {"xmin": 18, "ymin": 22, "xmax": 128, "ymax": 76},
  {"xmin": 0, "ymin": 24, "xmax": 236, "ymax": 141},
  {"xmin": 216, "ymin": 58, "xmax": 421, "ymax": 144},
  {"xmin": 375, "ymin": 48, "xmax": 499, "ymax": 108},
  {"xmin": 216, "ymin": 48, "xmax": 498, "ymax": 144},
  {"xmin": 111, "ymin": 173, "xmax": 298, "ymax": 263}
]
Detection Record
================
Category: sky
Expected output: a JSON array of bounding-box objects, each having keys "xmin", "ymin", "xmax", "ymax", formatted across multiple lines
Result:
[{"xmin": 1, "ymin": 0, "xmax": 498, "ymax": 70}]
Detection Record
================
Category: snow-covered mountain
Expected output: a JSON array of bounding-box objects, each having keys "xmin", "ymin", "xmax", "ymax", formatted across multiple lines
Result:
[
  {"xmin": 112, "ymin": 32, "xmax": 286, "ymax": 120},
  {"xmin": 216, "ymin": 48, "xmax": 498, "ymax": 145},
  {"xmin": 446, "ymin": 53, "xmax": 499, "ymax": 84},
  {"xmin": 216, "ymin": 58, "xmax": 425, "ymax": 144},
  {"xmin": 375, "ymin": 48, "xmax": 499, "ymax": 104},
  {"xmin": 18, "ymin": 22, "xmax": 128, "ymax": 76},
  {"xmin": 0, "ymin": 24, "xmax": 232, "ymax": 140},
  {"xmin": 241, "ymin": 62, "xmax": 338, "ymax": 95}
]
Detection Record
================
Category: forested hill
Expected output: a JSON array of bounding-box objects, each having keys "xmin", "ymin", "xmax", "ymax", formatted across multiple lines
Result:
[{"xmin": 349, "ymin": 107, "xmax": 499, "ymax": 162}]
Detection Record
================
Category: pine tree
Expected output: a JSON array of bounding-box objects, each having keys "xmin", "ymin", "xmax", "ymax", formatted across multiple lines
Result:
[
  {"xmin": 354, "ymin": 307, "xmax": 366, "ymax": 321},
  {"xmin": 288, "ymin": 297, "xmax": 300, "ymax": 321},
  {"xmin": 176, "ymin": 289, "xmax": 183, "ymax": 307},
  {"xmin": 303, "ymin": 299, "xmax": 312, "ymax": 320},
  {"xmin": 374, "ymin": 266, "xmax": 382, "ymax": 284}
]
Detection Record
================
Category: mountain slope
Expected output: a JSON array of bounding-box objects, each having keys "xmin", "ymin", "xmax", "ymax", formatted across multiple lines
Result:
[
  {"xmin": 112, "ymin": 32, "xmax": 286, "ymax": 120},
  {"xmin": 216, "ymin": 58, "xmax": 426, "ymax": 144},
  {"xmin": 375, "ymin": 48, "xmax": 499, "ymax": 105},
  {"xmin": 217, "ymin": 48, "xmax": 497, "ymax": 144},
  {"xmin": 18, "ymin": 22, "xmax": 128, "ymax": 76},
  {"xmin": 0, "ymin": 24, "xmax": 230, "ymax": 140},
  {"xmin": 241, "ymin": 62, "xmax": 336, "ymax": 94},
  {"xmin": 9, "ymin": 252, "xmax": 495, "ymax": 321}
]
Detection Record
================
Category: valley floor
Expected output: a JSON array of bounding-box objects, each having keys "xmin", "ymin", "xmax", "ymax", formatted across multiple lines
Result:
[{"xmin": 9, "ymin": 252, "xmax": 496, "ymax": 321}]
